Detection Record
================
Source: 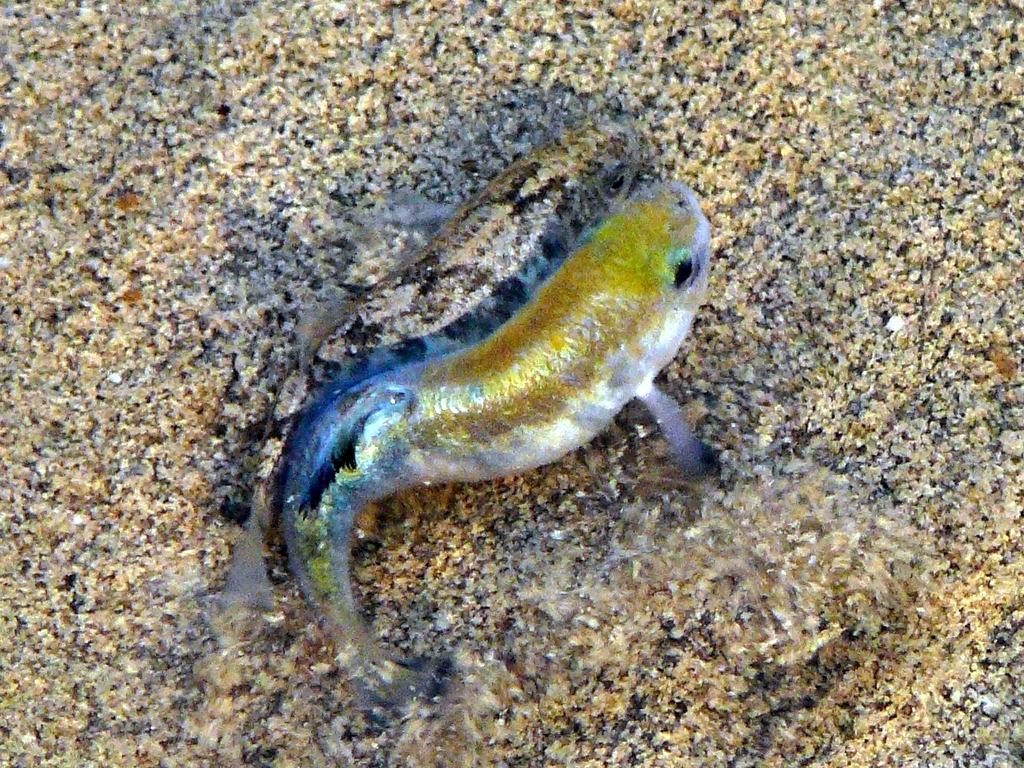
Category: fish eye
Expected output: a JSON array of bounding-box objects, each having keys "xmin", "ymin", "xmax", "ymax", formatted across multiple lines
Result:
[
  {"xmin": 674, "ymin": 257, "xmax": 693, "ymax": 287},
  {"xmin": 605, "ymin": 162, "xmax": 628, "ymax": 192}
]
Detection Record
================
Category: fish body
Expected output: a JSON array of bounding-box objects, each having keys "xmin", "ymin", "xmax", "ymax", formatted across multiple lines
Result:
[{"xmin": 276, "ymin": 183, "xmax": 713, "ymax": 700}]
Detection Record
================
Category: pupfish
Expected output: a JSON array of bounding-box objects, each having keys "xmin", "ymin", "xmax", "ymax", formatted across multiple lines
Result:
[
  {"xmin": 275, "ymin": 182, "xmax": 715, "ymax": 705},
  {"xmin": 226, "ymin": 121, "xmax": 649, "ymax": 687}
]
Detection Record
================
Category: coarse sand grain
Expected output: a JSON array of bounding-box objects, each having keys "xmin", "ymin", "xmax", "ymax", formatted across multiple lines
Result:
[{"xmin": 1, "ymin": 1, "xmax": 1022, "ymax": 765}]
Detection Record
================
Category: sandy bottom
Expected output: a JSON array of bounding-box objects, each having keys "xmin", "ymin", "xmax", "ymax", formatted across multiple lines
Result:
[{"xmin": 2, "ymin": 1, "xmax": 1022, "ymax": 765}]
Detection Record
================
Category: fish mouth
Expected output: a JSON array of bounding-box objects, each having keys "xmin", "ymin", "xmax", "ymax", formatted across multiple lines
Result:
[
  {"xmin": 273, "ymin": 387, "xmax": 364, "ymax": 517},
  {"xmin": 270, "ymin": 375, "xmax": 379, "ymax": 518},
  {"xmin": 271, "ymin": 375, "xmax": 418, "ymax": 518}
]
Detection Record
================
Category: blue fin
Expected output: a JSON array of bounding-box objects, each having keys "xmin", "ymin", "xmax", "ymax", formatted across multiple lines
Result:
[{"xmin": 637, "ymin": 383, "xmax": 719, "ymax": 477}]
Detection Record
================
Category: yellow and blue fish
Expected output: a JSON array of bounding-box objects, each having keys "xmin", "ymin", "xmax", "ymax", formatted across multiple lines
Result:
[{"xmin": 274, "ymin": 182, "xmax": 714, "ymax": 704}]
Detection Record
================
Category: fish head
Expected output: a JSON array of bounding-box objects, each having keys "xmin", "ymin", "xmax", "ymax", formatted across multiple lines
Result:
[
  {"xmin": 274, "ymin": 379, "xmax": 417, "ymax": 518},
  {"xmin": 576, "ymin": 179, "xmax": 712, "ymax": 306},
  {"xmin": 657, "ymin": 181, "xmax": 712, "ymax": 313},
  {"xmin": 543, "ymin": 121, "xmax": 652, "ymax": 237}
]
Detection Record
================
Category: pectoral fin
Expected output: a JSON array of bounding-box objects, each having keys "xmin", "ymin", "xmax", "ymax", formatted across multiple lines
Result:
[
  {"xmin": 637, "ymin": 383, "xmax": 719, "ymax": 477},
  {"xmin": 222, "ymin": 492, "xmax": 274, "ymax": 610},
  {"xmin": 367, "ymin": 188, "xmax": 458, "ymax": 236}
]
